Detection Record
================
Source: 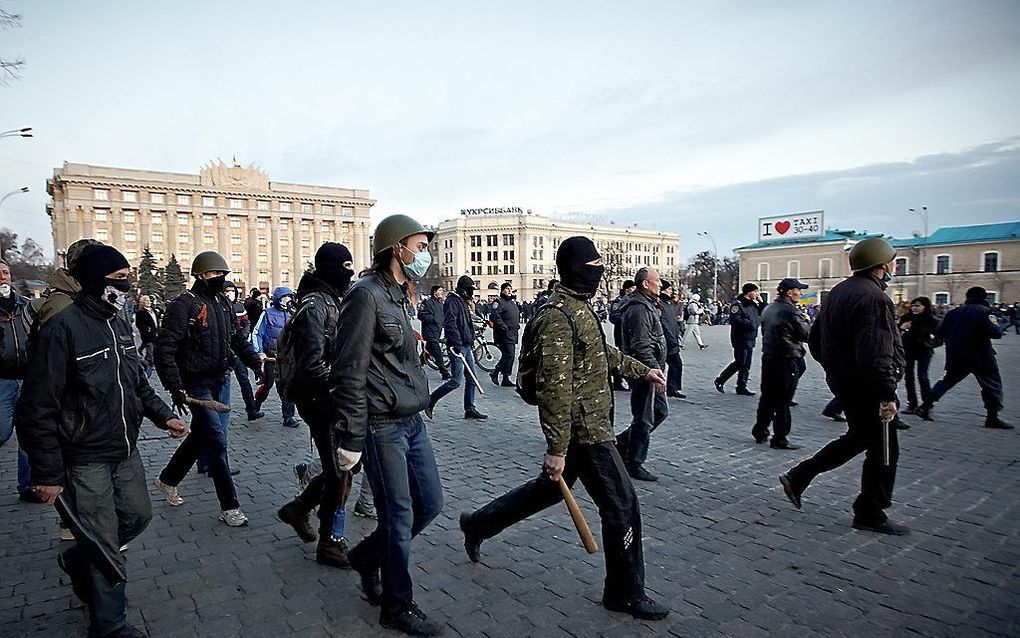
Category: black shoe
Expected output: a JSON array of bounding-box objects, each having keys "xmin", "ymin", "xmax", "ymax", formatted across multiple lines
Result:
[
  {"xmin": 915, "ymin": 403, "xmax": 934, "ymax": 421},
  {"xmin": 627, "ymin": 465, "xmax": 658, "ymax": 482},
  {"xmin": 822, "ymin": 411, "xmax": 846, "ymax": 422},
  {"xmin": 613, "ymin": 382, "xmax": 629, "ymax": 392},
  {"xmin": 349, "ymin": 546, "xmax": 383, "ymax": 606},
  {"xmin": 380, "ymin": 602, "xmax": 444, "ymax": 636},
  {"xmin": 735, "ymin": 388, "xmax": 756, "ymax": 397},
  {"xmin": 603, "ymin": 594, "xmax": 670, "ymax": 621},
  {"xmin": 667, "ymin": 391, "xmax": 687, "ymax": 399},
  {"xmin": 713, "ymin": 378, "xmax": 725, "ymax": 393},
  {"xmin": 18, "ymin": 488, "xmax": 46, "ymax": 504},
  {"xmin": 752, "ymin": 427, "xmax": 768, "ymax": 444},
  {"xmin": 770, "ymin": 441, "xmax": 802, "ymax": 451},
  {"xmin": 615, "ymin": 434, "xmax": 629, "ymax": 460},
  {"xmin": 699, "ymin": 344, "xmax": 708, "ymax": 350},
  {"xmin": 91, "ymin": 625, "xmax": 146, "ymax": 638},
  {"xmin": 200, "ymin": 468, "xmax": 240, "ymax": 477},
  {"xmin": 459, "ymin": 512, "xmax": 482, "ymax": 563},
  {"xmin": 779, "ymin": 474, "xmax": 802, "ymax": 509},
  {"xmin": 440, "ymin": 372, "xmax": 452, "ymax": 381},
  {"xmin": 852, "ymin": 518, "xmax": 910, "ymax": 536},
  {"xmin": 246, "ymin": 410, "xmax": 265, "ymax": 421},
  {"xmin": 489, "ymin": 371, "xmax": 499, "ymax": 386},
  {"xmin": 789, "ymin": 401, "xmax": 799, "ymax": 407},
  {"xmin": 282, "ymin": 418, "xmax": 301, "ymax": 428},
  {"xmin": 464, "ymin": 409, "xmax": 488, "ymax": 420},
  {"xmin": 901, "ymin": 405, "xmax": 917, "ymax": 415},
  {"xmin": 985, "ymin": 416, "xmax": 1014, "ymax": 430},
  {"xmin": 316, "ymin": 536, "xmax": 351, "ymax": 569},
  {"xmin": 895, "ymin": 420, "xmax": 911, "ymax": 431},
  {"xmin": 278, "ymin": 502, "xmax": 317, "ymax": 543},
  {"xmin": 424, "ymin": 401, "xmax": 435, "ymax": 420},
  {"xmin": 500, "ymin": 378, "xmax": 515, "ymax": 387}
]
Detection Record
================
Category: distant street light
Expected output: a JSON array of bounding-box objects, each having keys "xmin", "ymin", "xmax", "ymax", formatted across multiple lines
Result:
[
  {"xmin": 697, "ymin": 231, "xmax": 718, "ymax": 301},
  {"xmin": 909, "ymin": 206, "xmax": 929, "ymax": 297},
  {"xmin": 0, "ymin": 127, "xmax": 33, "ymax": 139},
  {"xmin": 0, "ymin": 186, "xmax": 29, "ymax": 208}
]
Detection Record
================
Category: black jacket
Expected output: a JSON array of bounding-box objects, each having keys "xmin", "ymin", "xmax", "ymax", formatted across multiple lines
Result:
[
  {"xmin": 244, "ymin": 296, "xmax": 264, "ymax": 328},
  {"xmin": 898, "ymin": 311, "xmax": 940, "ymax": 358},
  {"xmin": 728, "ymin": 295, "xmax": 763, "ymax": 345},
  {"xmin": 330, "ymin": 273, "xmax": 430, "ymax": 453},
  {"xmin": 155, "ymin": 283, "xmax": 262, "ymax": 392},
  {"xmin": 0, "ymin": 293, "xmax": 35, "ymax": 380},
  {"xmin": 135, "ymin": 308, "xmax": 159, "ymax": 345},
  {"xmin": 621, "ymin": 292, "xmax": 667, "ymax": 368},
  {"xmin": 935, "ymin": 300, "xmax": 1002, "ymax": 369},
  {"xmin": 280, "ymin": 273, "xmax": 342, "ymax": 408},
  {"xmin": 658, "ymin": 297, "xmax": 682, "ymax": 354},
  {"xmin": 16, "ymin": 293, "xmax": 176, "ymax": 486},
  {"xmin": 418, "ymin": 296, "xmax": 445, "ymax": 341},
  {"xmin": 489, "ymin": 296, "xmax": 521, "ymax": 344},
  {"xmin": 761, "ymin": 297, "xmax": 810, "ymax": 359},
  {"xmin": 808, "ymin": 272, "xmax": 904, "ymax": 402},
  {"xmin": 443, "ymin": 293, "xmax": 475, "ymax": 349}
]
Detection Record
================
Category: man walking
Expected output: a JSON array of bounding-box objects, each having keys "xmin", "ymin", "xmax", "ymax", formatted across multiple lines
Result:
[
  {"xmin": 917, "ymin": 286, "xmax": 1012, "ymax": 429},
  {"xmin": 608, "ymin": 280, "xmax": 636, "ymax": 391},
  {"xmin": 658, "ymin": 280, "xmax": 685, "ymax": 399},
  {"xmin": 617, "ymin": 267, "xmax": 669, "ymax": 481},
  {"xmin": 752, "ymin": 278, "xmax": 810, "ymax": 450},
  {"xmin": 715, "ymin": 283, "xmax": 764, "ymax": 396},
  {"xmin": 252, "ymin": 286, "xmax": 300, "ymax": 427},
  {"xmin": 428, "ymin": 274, "xmax": 487, "ymax": 420},
  {"xmin": 134, "ymin": 295, "xmax": 159, "ymax": 378},
  {"xmin": 0, "ymin": 259, "xmax": 37, "ymax": 501},
  {"xmin": 223, "ymin": 280, "xmax": 262, "ymax": 421},
  {"xmin": 488, "ymin": 282, "xmax": 521, "ymax": 387},
  {"xmin": 780, "ymin": 237, "xmax": 908, "ymax": 534},
  {"xmin": 684, "ymin": 293, "xmax": 708, "ymax": 349},
  {"xmin": 418, "ymin": 286, "xmax": 451, "ymax": 380},
  {"xmin": 153, "ymin": 251, "xmax": 264, "ymax": 527},
  {"xmin": 17, "ymin": 244, "xmax": 188, "ymax": 638},
  {"xmin": 459, "ymin": 237, "xmax": 670, "ymax": 621}
]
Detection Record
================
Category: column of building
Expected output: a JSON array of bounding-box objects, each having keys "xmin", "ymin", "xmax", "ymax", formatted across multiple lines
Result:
[
  {"xmin": 270, "ymin": 215, "xmax": 282, "ymax": 287},
  {"xmin": 247, "ymin": 213, "xmax": 259, "ymax": 290}
]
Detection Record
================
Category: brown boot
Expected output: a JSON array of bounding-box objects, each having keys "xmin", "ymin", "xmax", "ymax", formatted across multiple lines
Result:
[{"xmin": 316, "ymin": 536, "xmax": 351, "ymax": 569}]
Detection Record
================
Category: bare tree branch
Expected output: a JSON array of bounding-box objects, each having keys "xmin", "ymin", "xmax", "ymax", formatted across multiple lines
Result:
[{"xmin": 0, "ymin": 8, "xmax": 22, "ymax": 28}]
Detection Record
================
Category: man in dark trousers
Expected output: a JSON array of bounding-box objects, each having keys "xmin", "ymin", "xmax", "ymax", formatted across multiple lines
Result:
[
  {"xmin": 418, "ymin": 286, "xmax": 451, "ymax": 380},
  {"xmin": 917, "ymin": 286, "xmax": 1012, "ymax": 429},
  {"xmin": 616, "ymin": 267, "xmax": 669, "ymax": 481},
  {"xmin": 17, "ymin": 244, "xmax": 188, "ymax": 638},
  {"xmin": 753, "ymin": 278, "xmax": 810, "ymax": 450},
  {"xmin": 244, "ymin": 287, "xmax": 265, "ymax": 329},
  {"xmin": 658, "ymin": 280, "xmax": 685, "ymax": 399},
  {"xmin": 780, "ymin": 237, "xmax": 908, "ymax": 534},
  {"xmin": 715, "ymin": 282, "xmax": 764, "ymax": 396},
  {"xmin": 223, "ymin": 280, "xmax": 262, "ymax": 421},
  {"xmin": 153, "ymin": 251, "xmax": 264, "ymax": 527},
  {"xmin": 488, "ymin": 282, "xmax": 521, "ymax": 387},
  {"xmin": 0, "ymin": 259, "xmax": 38, "ymax": 502},
  {"xmin": 428, "ymin": 274, "xmax": 486, "ymax": 420},
  {"xmin": 459, "ymin": 237, "xmax": 669, "ymax": 622},
  {"xmin": 608, "ymin": 280, "xmax": 636, "ymax": 392},
  {"xmin": 133, "ymin": 294, "xmax": 159, "ymax": 378}
]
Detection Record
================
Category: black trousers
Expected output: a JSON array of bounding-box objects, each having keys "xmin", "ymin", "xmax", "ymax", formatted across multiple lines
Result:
[
  {"xmin": 465, "ymin": 440, "xmax": 645, "ymax": 604},
  {"xmin": 495, "ymin": 341, "xmax": 516, "ymax": 378},
  {"xmin": 665, "ymin": 350, "xmax": 683, "ymax": 394},
  {"xmin": 787, "ymin": 385, "xmax": 899, "ymax": 522},
  {"xmin": 928, "ymin": 361, "xmax": 1004, "ymax": 414},
  {"xmin": 612, "ymin": 327, "xmax": 625, "ymax": 388},
  {"xmin": 293, "ymin": 400, "xmax": 346, "ymax": 537},
  {"xmin": 424, "ymin": 338, "xmax": 449, "ymax": 376},
  {"xmin": 620, "ymin": 378, "xmax": 669, "ymax": 466},
  {"xmin": 904, "ymin": 352, "xmax": 932, "ymax": 408},
  {"xmin": 718, "ymin": 342, "xmax": 754, "ymax": 390},
  {"xmin": 753, "ymin": 356, "xmax": 805, "ymax": 444}
]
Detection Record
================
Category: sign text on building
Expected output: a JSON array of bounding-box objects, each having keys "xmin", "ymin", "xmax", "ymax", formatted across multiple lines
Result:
[
  {"xmin": 460, "ymin": 207, "xmax": 532, "ymax": 216},
  {"xmin": 758, "ymin": 210, "xmax": 824, "ymax": 242}
]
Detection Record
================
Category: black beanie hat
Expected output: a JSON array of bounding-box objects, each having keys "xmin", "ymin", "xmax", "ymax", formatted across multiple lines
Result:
[
  {"xmin": 965, "ymin": 286, "xmax": 987, "ymax": 302},
  {"xmin": 72, "ymin": 244, "xmax": 130, "ymax": 290},
  {"xmin": 742, "ymin": 282, "xmax": 759, "ymax": 294},
  {"xmin": 314, "ymin": 242, "xmax": 354, "ymax": 292},
  {"xmin": 430, "ymin": 285, "xmax": 442, "ymax": 294},
  {"xmin": 456, "ymin": 275, "xmax": 475, "ymax": 291}
]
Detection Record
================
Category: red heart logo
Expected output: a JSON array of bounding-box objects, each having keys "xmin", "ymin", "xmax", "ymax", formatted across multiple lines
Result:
[{"xmin": 775, "ymin": 221, "xmax": 791, "ymax": 234}]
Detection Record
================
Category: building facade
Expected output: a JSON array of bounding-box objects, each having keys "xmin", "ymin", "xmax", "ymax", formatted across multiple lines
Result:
[
  {"xmin": 47, "ymin": 161, "xmax": 375, "ymax": 291},
  {"xmin": 433, "ymin": 211, "xmax": 680, "ymax": 301},
  {"xmin": 735, "ymin": 221, "xmax": 1020, "ymax": 305}
]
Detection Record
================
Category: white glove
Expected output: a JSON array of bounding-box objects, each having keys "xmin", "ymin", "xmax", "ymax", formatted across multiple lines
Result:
[{"xmin": 337, "ymin": 448, "xmax": 362, "ymax": 472}]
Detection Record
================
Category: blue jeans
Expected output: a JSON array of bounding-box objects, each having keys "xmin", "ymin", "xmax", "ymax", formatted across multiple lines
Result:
[
  {"xmin": 350, "ymin": 414, "xmax": 444, "ymax": 611},
  {"xmin": 0, "ymin": 379, "xmax": 31, "ymax": 494},
  {"xmin": 429, "ymin": 346, "xmax": 477, "ymax": 411},
  {"xmin": 196, "ymin": 378, "xmax": 232, "ymax": 476}
]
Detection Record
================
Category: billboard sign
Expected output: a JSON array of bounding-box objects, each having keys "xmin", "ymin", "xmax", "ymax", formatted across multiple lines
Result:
[{"xmin": 758, "ymin": 210, "xmax": 824, "ymax": 242}]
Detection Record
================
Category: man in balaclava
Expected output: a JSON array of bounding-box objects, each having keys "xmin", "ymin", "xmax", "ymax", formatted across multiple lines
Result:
[
  {"xmin": 418, "ymin": 285, "xmax": 451, "ymax": 380},
  {"xmin": 460, "ymin": 236, "xmax": 672, "ymax": 623},
  {"xmin": 0, "ymin": 258, "xmax": 38, "ymax": 502},
  {"xmin": 428, "ymin": 274, "xmax": 487, "ymax": 419},
  {"xmin": 17, "ymin": 243, "xmax": 187, "ymax": 638},
  {"xmin": 251, "ymin": 285, "xmax": 300, "ymax": 427}
]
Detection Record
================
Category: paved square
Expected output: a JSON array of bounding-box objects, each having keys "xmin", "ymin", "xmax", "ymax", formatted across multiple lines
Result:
[{"xmin": 1, "ymin": 324, "xmax": 1018, "ymax": 637}]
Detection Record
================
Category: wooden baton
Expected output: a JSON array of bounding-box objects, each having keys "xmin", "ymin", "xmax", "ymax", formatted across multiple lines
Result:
[
  {"xmin": 558, "ymin": 476, "xmax": 598, "ymax": 554},
  {"xmin": 184, "ymin": 396, "xmax": 231, "ymax": 414}
]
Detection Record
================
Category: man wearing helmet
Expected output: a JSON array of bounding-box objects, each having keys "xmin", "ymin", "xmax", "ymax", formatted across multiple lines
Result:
[{"xmin": 780, "ymin": 237, "xmax": 909, "ymax": 535}]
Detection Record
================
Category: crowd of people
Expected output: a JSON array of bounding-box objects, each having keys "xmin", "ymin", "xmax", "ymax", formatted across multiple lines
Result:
[{"xmin": 0, "ymin": 226, "xmax": 1015, "ymax": 637}]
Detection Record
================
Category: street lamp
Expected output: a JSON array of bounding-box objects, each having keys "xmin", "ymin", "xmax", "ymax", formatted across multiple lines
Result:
[
  {"xmin": 0, "ymin": 186, "xmax": 29, "ymax": 208},
  {"xmin": 909, "ymin": 206, "xmax": 929, "ymax": 297},
  {"xmin": 697, "ymin": 231, "xmax": 718, "ymax": 301},
  {"xmin": 0, "ymin": 127, "xmax": 33, "ymax": 139}
]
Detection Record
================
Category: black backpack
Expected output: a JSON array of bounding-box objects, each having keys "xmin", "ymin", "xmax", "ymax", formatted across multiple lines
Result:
[
  {"xmin": 276, "ymin": 292, "xmax": 338, "ymax": 403},
  {"xmin": 515, "ymin": 302, "xmax": 580, "ymax": 405}
]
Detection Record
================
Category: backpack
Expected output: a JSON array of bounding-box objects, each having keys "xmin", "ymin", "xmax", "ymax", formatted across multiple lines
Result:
[
  {"xmin": 682, "ymin": 303, "xmax": 692, "ymax": 322},
  {"xmin": 276, "ymin": 292, "xmax": 338, "ymax": 403},
  {"xmin": 515, "ymin": 302, "xmax": 580, "ymax": 405}
]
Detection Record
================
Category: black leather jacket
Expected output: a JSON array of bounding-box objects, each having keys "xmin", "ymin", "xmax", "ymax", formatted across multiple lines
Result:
[
  {"xmin": 281, "ymin": 274, "xmax": 342, "ymax": 406},
  {"xmin": 0, "ymin": 293, "xmax": 35, "ymax": 380},
  {"xmin": 330, "ymin": 273, "xmax": 430, "ymax": 453},
  {"xmin": 760, "ymin": 297, "xmax": 810, "ymax": 359},
  {"xmin": 621, "ymin": 292, "xmax": 667, "ymax": 368}
]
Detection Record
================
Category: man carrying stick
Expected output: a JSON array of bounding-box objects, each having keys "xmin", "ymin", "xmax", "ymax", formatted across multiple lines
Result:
[{"xmin": 459, "ymin": 237, "xmax": 671, "ymax": 621}]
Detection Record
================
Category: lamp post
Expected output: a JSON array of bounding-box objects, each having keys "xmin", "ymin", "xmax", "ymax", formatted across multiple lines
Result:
[
  {"xmin": 0, "ymin": 127, "xmax": 33, "ymax": 140},
  {"xmin": 697, "ymin": 231, "xmax": 718, "ymax": 301},
  {"xmin": 0, "ymin": 186, "xmax": 29, "ymax": 208},
  {"xmin": 909, "ymin": 206, "xmax": 929, "ymax": 297}
]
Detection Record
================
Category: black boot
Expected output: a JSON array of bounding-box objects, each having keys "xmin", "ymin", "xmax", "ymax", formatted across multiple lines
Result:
[
  {"xmin": 489, "ymin": 371, "xmax": 499, "ymax": 386},
  {"xmin": 316, "ymin": 536, "xmax": 351, "ymax": 569},
  {"xmin": 627, "ymin": 464, "xmax": 658, "ymax": 482},
  {"xmin": 985, "ymin": 413, "xmax": 1014, "ymax": 429},
  {"xmin": 602, "ymin": 594, "xmax": 670, "ymax": 621},
  {"xmin": 500, "ymin": 375, "xmax": 515, "ymax": 387},
  {"xmin": 278, "ymin": 502, "xmax": 317, "ymax": 543},
  {"xmin": 915, "ymin": 402, "xmax": 934, "ymax": 421},
  {"xmin": 464, "ymin": 408, "xmax": 488, "ymax": 420},
  {"xmin": 459, "ymin": 512, "xmax": 482, "ymax": 563},
  {"xmin": 735, "ymin": 387, "xmax": 756, "ymax": 396},
  {"xmin": 380, "ymin": 602, "xmax": 444, "ymax": 636},
  {"xmin": 349, "ymin": 544, "xmax": 383, "ymax": 606}
]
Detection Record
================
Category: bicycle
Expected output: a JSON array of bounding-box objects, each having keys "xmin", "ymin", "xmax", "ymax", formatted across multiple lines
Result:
[{"xmin": 471, "ymin": 327, "xmax": 499, "ymax": 374}]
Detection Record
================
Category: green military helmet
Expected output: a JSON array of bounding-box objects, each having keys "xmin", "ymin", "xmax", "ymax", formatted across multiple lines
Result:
[
  {"xmin": 373, "ymin": 214, "xmax": 434, "ymax": 256},
  {"xmin": 191, "ymin": 251, "xmax": 230, "ymax": 275},
  {"xmin": 65, "ymin": 238, "xmax": 103, "ymax": 270},
  {"xmin": 849, "ymin": 237, "xmax": 896, "ymax": 272}
]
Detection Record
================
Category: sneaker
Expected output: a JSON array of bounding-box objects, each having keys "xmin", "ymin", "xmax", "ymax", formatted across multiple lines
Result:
[
  {"xmin": 603, "ymin": 594, "xmax": 670, "ymax": 621},
  {"xmin": 278, "ymin": 502, "xmax": 317, "ymax": 543},
  {"xmin": 380, "ymin": 602, "xmax": 444, "ymax": 636},
  {"xmin": 59, "ymin": 526, "xmax": 75, "ymax": 541},
  {"xmin": 316, "ymin": 536, "xmax": 351, "ymax": 568},
  {"xmin": 354, "ymin": 501, "xmax": 377, "ymax": 519},
  {"xmin": 713, "ymin": 378, "xmax": 724, "ymax": 393},
  {"xmin": 219, "ymin": 508, "xmax": 249, "ymax": 527},
  {"xmin": 155, "ymin": 478, "xmax": 184, "ymax": 506},
  {"xmin": 770, "ymin": 440, "xmax": 802, "ymax": 451},
  {"xmin": 119, "ymin": 544, "xmax": 129, "ymax": 552},
  {"xmin": 459, "ymin": 512, "xmax": 482, "ymax": 563}
]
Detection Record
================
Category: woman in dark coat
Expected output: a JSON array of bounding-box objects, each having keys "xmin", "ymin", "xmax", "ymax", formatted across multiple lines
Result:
[{"xmin": 899, "ymin": 296, "xmax": 940, "ymax": 412}]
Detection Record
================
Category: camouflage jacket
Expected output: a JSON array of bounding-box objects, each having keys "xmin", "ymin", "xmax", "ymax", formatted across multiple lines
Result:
[{"xmin": 533, "ymin": 285, "xmax": 649, "ymax": 456}]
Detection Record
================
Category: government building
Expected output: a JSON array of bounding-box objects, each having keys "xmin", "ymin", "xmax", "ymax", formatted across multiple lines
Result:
[
  {"xmin": 432, "ymin": 210, "xmax": 681, "ymax": 301},
  {"xmin": 46, "ymin": 161, "xmax": 375, "ymax": 291},
  {"xmin": 735, "ymin": 221, "xmax": 1020, "ymax": 305}
]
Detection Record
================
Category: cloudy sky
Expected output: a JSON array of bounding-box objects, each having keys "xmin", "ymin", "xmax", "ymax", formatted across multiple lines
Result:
[{"xmin": 1, "ymin": 0, "xmax": 1018, "ymax": 259}]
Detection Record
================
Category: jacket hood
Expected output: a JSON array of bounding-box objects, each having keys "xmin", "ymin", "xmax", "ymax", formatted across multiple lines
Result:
[
  {"xmin": 296, "ymin": 273, "xmax": 341, "ymax": 300},
  {"xmin": 48, "ymin": 268, "xmax": 81, "ymax": 295},
  {"xmin": 272, "ymin": 286, "xmax": 294, "ymax": 302}
]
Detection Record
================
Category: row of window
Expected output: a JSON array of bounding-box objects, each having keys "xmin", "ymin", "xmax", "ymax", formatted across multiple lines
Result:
[
  {"xmin": 92, "ymin": 208, "xmax": 348, "ymax": 232},
  {"xmin": 468, "ymin": 265, "xmax": 516, "ymax": 276},
  {"xmin": 756, "ymin": 251, "xmax": 1003, "ymax": 282},
  {"xmin": 92, "ymin": 188, "xmax": 353, "ymax": 215}
]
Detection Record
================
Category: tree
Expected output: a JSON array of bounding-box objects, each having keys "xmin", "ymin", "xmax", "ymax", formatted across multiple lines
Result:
[
  {"xmin": 137, "ymin": 245, "xmax": 162, "ymax": 297},
  {"xmin": 0, "ymin": 229, "xmax": 53, "ymax": 283},
  {"xmin": 0, "ymin": 227, "xmax": 20, "ymax": 262},
  {"xmin": 599, "ymin": 242, "xmax": 630, "ymax": 299},
  {"xmin": 683, "ymin": 250, "xmax": 739, "ymax": 301},
  {"xmin": 19, "ymin": 237, "xmax": 45, "ymax": 266},
  {"xmin": 161, "ymin": 254, "xmax": 187, "ymax": 300},
  {"xmin": 1, "ymin": 5, "xmax": 25, "ymax": 84}
]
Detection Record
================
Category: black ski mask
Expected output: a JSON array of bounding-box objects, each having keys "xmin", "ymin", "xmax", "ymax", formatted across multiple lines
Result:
[
  {"xmin": 72, "ymin": 244, "xmax": 132, "ymax": 296},
  {"xmin": 201, "ymin": 274, "xmax": 227, "ymax": 294},
  {"xmin": 314, "ymin": 242, "xmax": 355, "ymax": 293},
  {"xmin": 456, "ymin": 275, "xmax": 476, "ymax": 300},
  {"xmin": 556, "ymin": 236, "xmax": 604, "ymax": 296}
]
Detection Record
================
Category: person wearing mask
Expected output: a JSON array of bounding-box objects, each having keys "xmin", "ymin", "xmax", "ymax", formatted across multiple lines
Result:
[
  {"xmin": 134, "ymin": 295, "xmax": 159, "ymax": 378},
  {"xmin": 616, "ymin": 267, "xmax": 669, "ymax": 481},
  {"xmin": 153, "ymin": 251, "xmax": 264, "ymax": 527},
  {"xmin": 898, "ymin": 296, "xmax": 940, "ymax": 414},
  {"xmin": 223, "ymin": 280, "xmax": 262, "ymax": 421},
  {"xmin": 916, "ymin": 287, "xmax": 1012, "ymax": 429},
  {"xmin": 244, "ymin": 287, "xmax": 266, "ymax": 329},
  {"xmin": 418, "ymin": 286, "xmax": 451, "ymax": 380},
  {"xmin": 331, "ymin": 214, "xmax": 445, "ymax": 636},
  {"xmin": 684, "ymin": 294, "xmax": 708, "ymax": 349},
  {"xmin": 780, "ymin": 237, "xmax": 909, "ymax": 535},
  {"xmin": 488, "ymin": 282, "xmax": 522, "ymax": 387},
  {"xmin": 459, "ymin": 237, "xmax": 670, "ymax": 622},
  {"xmin": 608, "ymin": 280, "xmax": 636, "ymax": 392},
  {"xmin": 252, "ymin": 286, "xmax": 300, "ymax": 428},
  {"xmin": 657, "ymin": 280, "xmax": 685, "ymax": 399},
  {"xmin": 534, "ymin": 279, "xmax": 558, "ymax": 311},
  {"xmin": 0, "ymin": 259, "xmax": 37, "ymax": 502},
  {"xmin": 714, "ymin": 283, "xmax": 765, "ymax": 396},
  {"xmin": 428, "ymin": 274, "xmax": 487, "ymax": 420},
  {"xmin": 752, "ymin": 278, "xmax": 810, "ymax": 450},
  {"xmin": 17, "ymin": 244, "xmax": 188, "ymax": 638}
]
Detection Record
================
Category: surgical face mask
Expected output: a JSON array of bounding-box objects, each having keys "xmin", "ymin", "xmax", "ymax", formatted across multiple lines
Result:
[
  {"xmin": 103, "ymin": 278, "xmax": 131, "ymax": 310},
  {"xmin": 882, "ymin": 269, "xmax": 894, "ymax": 283},
  {"xmin": 281, "ymin": 297, "xmax": 293, "ymax": 310},
  {"xmin": 0, "ymin": 283, "xmax": 11, "ymax": 297},
  {"xmin": 226, "ymin": 290, "xmax": 238, "ymax": 302},
  {"xmin": 401, "ymin": 247, "xmax": 432, "ymax": 281}
]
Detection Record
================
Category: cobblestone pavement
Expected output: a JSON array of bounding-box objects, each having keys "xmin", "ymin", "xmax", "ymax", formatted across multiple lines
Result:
[{"xmin": 2, "ymin": 324, "xmax": 1018, "ymax": 638}]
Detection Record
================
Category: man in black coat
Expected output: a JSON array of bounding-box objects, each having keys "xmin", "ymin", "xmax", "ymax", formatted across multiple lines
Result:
[
  {"xmin": 488, "ymin": 282, "xmax": 521, "ymax": 387},
  {"xmin": 917, "ymin": 286, "xmax": 1012, "ymax": 429},
  {"xmin": 781, "ymin": 237, "xmax": 909, "ymax": 535},
  {"xmin": 658, "ymin": 280, "xmax": 685, "ymax": 399},
  {"xmin": 715, "ymin": 282, "xmax": 764, "ymax": 396},
  {"xmin": 753, "ymin": 278, "xmax": 810, "ymax": 450},
  {"xmin": 428, "ymin": 275, "xmax": 486, "ymax": 420},
  {"xmin": 608, "ymin": 279, "xmax": 636, "ymax": 391},
  {"xmin": 418, "ymin": 286, "xmax": 451, "ymax": 380},
  {"xmin": 134, "ymin": 294, "xmax": 159, "ymax": 377}
]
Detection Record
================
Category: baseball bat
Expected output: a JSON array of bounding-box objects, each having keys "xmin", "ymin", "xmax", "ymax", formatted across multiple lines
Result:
[
  {"xmin": 558, "ymin": 476, "xmax": 598, "ymax": 554},
  {"xmin": 55, "ymin": 493, "xmax": 127, "ymax": 585},
  {"xmin": 451, "ymin": 351, "xmax": 485, "ymax": 395},
  {"xmin": 184, "ymin": 396, "xmax": 231, "ymax": 414}
]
